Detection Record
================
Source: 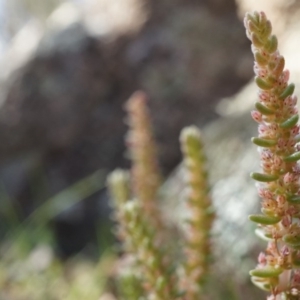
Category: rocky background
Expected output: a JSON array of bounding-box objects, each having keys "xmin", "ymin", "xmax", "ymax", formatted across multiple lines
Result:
[
  {"xmin": 0, "ymin": 0, "xmax": 299, "ymax": 275},
  {"xmin": 0, "ymin": 0, "xmax": 252, "ymax": 257}
]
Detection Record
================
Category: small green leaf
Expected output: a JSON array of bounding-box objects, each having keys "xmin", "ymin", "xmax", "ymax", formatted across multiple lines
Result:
[
  {"xmin": 249, "ymin": 214, "xmax": 281, "ymax": 225},
  {"xmin": 283, "ymin": 151, "xmax": 300, "ymax": 162},
  {"xmin": 265, "ymin": 35, "xmax": 278, "ymax": 53},
  {"xmin": 254, "ymin": 52, "xmax": 268, "ymax": 66},
  {"xmin": 251, "ymin": 137, "xmax": 277, "ymax": 147},
  {"xmin": 283, "ymin": 234, "xmax": 300, "ymax": 246},
  {"xmin": 261, "ymin": 20, "xmax": 272, "ymax": 39},
  {"xmin": 252, "ymin": 11, "xmax": 260, "ymax": 23},
  {"xmin": 268, "ymin": 61, "xmax": 276, "ymax": 70},
  {"xmin": 287, "ymin": 195, "xmax": 300, "ymax": 203},
  {"xmin": 255, "ymin": 77, "xmax": 273, "ymax": 90},
  {"xmin": 279, "ymin": 83, "xmax": 295, "ymax": 100},
  {"xmin": 279, "ymin": 115, "xmax": 299, "ymax": 129},
  {"xmin": 255, "ymin": 228, "xmax": 273, "ymax": 241},
  {"xmin": 252, "ymin": 33, "xmax": 264, "ymax": 48},
  {"xmin": 259, "ymin": 11, "xmax": 267, "ymax": 26},
  {"xmin": 250, "ymin": 266, "xmax": 283, "ymax": 278},
  {"xmin": 255, "ymin": 102, "xmax": 274, "ymax": 115},
  {"xmin": 250, "ymin": 172, "xmax": 279, "ymax": 182},
  {"xmin": 248, "ymin": 20, "xmax": 260, "ymax": 33},
  {"xmin": 245, "ymin": 12, "xmax": 257, "ymax": 24}
]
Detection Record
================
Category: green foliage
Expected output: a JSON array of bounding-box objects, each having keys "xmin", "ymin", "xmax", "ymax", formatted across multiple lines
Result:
[{"xmin": 0, "ymin": 170, "xmax": 111, "ymax": 300}]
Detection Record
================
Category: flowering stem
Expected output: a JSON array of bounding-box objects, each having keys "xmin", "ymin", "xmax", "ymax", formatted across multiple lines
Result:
[
  {"xmin": 179, "ymin": 126, "xmax": 214, "ymax": 299},
  {"xmin": 124, "ymin": 91, "xmax": 163, "ymax": 230},
  {"xmin": 245, "ymin": 11, "xmax": 300, "ymax": 299}
]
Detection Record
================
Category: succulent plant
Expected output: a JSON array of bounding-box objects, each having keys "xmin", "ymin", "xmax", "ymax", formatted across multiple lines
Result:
[{"xmin": 245, "ymin": 11, "xmax": 300, "ymax": 299}]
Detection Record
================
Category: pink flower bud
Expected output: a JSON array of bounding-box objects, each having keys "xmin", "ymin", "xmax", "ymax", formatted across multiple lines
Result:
[
  {"xmin": 281, "ymin": 246, "xmax": 290, "ymax": 256},
  {"xmin": 258, "ymin": 91, "xmax": 270, "ymax": 102},
  {"xmin": 277, "ymin": 138, "xmax": 286, "ymax": 150},
  {"xmin": 291, "ymin": 125, "xmax": 299, "ymax": 136},
  {"xmin": 260, "ymin": 149, "xmax": 273, "ymax": 161},
  {"xmin": 254, "ymin": 65, "xmax": 268, "ymax": 78},
  {"xmin": 292, "ymin": 165, "xmax": 300, "ymax": 174},
  {"xmin": 293, "ymin": 270, "xmax": 300, "ymax": 284},
  {"xmin": 283, "ymin": 172, "xmax": 295, "ymax": 185},
  {"xmin": 277, "ymin": 195, "xmax": 286, "ymax": 206},
  {"xmin": 258, "ymin": 252, "xmax": 267, "ymax": 265},
  {"xmin": 271, "ymin": 50, "xmax": 280, "ymax": 62},
  {"xmin": 273, "ymin": 155, "xmax": 282, "ymax": 168},
  {"xmin": 291, "ymin": 95, "xmax": 298, "ymax": 106},
  {"xmin": 264, "ymin": 190, "xmax": 274, "ymax": 200},
  {"xmin": 258, "ymin": 123, "xmax": 269, "ymax": 137},
  {"xmin": 257, "ymin": 187, "xmax": 267, "ymax": 198},
  {"xmin": 261, "ymin": 162, "xmax": 272, "ymax": 171},
  {"xmin": 284, "ymin": 96, "xmax": 294, "ymax": 108},
  {"xmin": 282, "ymin": 216, "xmax": 291, "ymax": 227},
  {"xmin": 269, "ymin": 123, "xmax": 278, "ymax": 133},
  {"xmin": 282, "ymin": 70, "xmax": 290, "ymax": 83},
  {"xmin": 251, "ymin": 110, "xmax": 263, "ymax": 123}
]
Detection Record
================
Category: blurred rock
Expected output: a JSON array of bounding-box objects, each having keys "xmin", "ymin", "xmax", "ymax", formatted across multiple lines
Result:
[
  {"xmin": 0, "ymin": 0, "xmax": 253, "ymax": 256},
  {"xmin": 0, "ymin": 0, "xmax": 252, "ymax": 174}
]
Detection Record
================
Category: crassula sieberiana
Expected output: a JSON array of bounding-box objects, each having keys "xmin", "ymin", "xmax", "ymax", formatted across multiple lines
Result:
[
  {"xmin": 108, "ymin": 92, "xmax": 213, "ymax": 300},
  {"xmin": 245, "ymin": 11, "xmax": 300, "ymax": 299},
  {"xmin": 179, "ymin": 126, "xmax": 214, "ymax": 299}
]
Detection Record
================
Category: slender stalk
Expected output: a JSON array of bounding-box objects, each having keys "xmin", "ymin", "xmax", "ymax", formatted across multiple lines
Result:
[
  {"xmin": 179, "ymin": 126, "xmax": 214, "ymax": 299},
  {"xmin": 124, "ymin": 91, "xmax": 163, "ymax": 230},
  {"xmin": 245, "ymin": 11, "xmax": 300, "ymax": 299}
]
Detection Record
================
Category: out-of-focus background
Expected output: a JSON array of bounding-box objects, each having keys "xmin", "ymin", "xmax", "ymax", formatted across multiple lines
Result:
[{"xmin": 0, "ymin": 0, "xmax": 300, "ymax": 299}]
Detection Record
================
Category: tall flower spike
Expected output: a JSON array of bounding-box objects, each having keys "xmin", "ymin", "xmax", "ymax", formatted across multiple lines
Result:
[
  {"xmin": 179, "ymin": 126, "xmax": 214, "ymax": 299},
  {"xmin": 125, "ymin": 91, "xmax": 163, "ymax": 229},
  {"xmin": 245, "ymin": 11, "xmax": 300, "ymax": 299}
]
